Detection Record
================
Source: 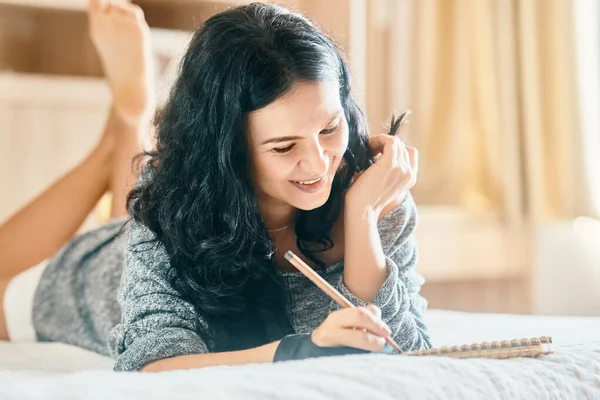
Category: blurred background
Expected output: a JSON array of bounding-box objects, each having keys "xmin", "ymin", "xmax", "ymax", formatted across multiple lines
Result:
[{"xmin": 0, "ymin": 0, "xmax": 598, "ymax": 316}]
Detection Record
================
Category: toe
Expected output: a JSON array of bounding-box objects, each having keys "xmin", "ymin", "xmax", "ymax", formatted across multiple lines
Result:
[
  {"xmin": 111, "ymin": 2, "xmax": 145, "ymax": 21},
  {"xmin": 130, "ymin": 4, "xmax": 146, "ymax": 21},
  {"xmin": 111, "ymin": 3, "xmax": 130, "ymax": 16},
  {"xmin": 88, "ymin": 0, "xmax": 100, "ymax": 13},
  {"xmin": 89, "ymin": 0, "xmax": 111, "ymax": 13}
]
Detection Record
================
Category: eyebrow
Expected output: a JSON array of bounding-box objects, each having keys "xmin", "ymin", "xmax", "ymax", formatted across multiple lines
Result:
[{"xmin": 260, "ymin": 110, "xmax": 344, "ymax": 146}]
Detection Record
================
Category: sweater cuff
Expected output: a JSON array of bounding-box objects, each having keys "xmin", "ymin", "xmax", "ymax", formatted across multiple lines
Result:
[
  {"xmin": 331, "ymin": 259, "xmax": 399, "ymax": 310},
  {"xmin": 112, "ymin": 328, "xmax": 208, "ymax": 372}
]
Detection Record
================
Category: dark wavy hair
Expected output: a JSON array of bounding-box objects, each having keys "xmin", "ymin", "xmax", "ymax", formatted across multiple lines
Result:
[{"xmin": 128, "ymin": 2, "xmax": 375, "ymax": 352}]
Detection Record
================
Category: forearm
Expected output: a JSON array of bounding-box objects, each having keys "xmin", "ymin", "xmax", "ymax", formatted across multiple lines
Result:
[
  {"xmin": 343, "ymin": 203, "xmax": 388, "ymax": 302},
  {"xmin": 335, "ymin": 195, "xmax": 431, "ymax": 351},
  {"xmin": 141, "ymin": 340, "xmax": 281, "ymax": 372}
]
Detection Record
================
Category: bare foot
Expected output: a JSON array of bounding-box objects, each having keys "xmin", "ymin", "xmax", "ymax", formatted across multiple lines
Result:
[{"xmin": 88, "ymin": 0, "xmax": 155, "ymax": 123}]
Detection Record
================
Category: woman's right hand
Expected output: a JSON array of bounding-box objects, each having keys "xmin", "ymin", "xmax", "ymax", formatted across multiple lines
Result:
[{"xmin": 311, "ymin": 305, "xmax": 392, "ymax": 352}]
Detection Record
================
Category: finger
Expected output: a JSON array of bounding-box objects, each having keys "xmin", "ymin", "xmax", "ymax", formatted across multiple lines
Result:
[
  {"xmin": 406, "ymin": 146, "xmax": 418, "ymax": 171},
  {"xmin": 368, "ymin": 134, "xmax": 396, "ymax": 157},
  {"xmin": 330, "ymin": 307, "xmax": 391, "ymax": 337},
  {"xmin": 367, "ymin": 304, "xmax": 382, "ymax": 320},
  {"xmin": 399, "ymin": 139, "xmax": 411, "ymax": 172},
  {"xmin": 405, "ymin": 146, "xmax": 419, "ymax": 184},
  {"xmin": 334, "ymin": 328, "xmax": 387, "ymax": 352}
]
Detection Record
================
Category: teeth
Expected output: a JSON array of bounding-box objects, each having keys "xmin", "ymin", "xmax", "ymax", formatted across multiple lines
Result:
[{"xmin": 296, "ymin": 177, "xmax": 322, "ymax": 185}]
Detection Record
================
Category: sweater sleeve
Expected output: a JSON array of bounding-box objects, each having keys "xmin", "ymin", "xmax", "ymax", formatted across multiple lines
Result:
[
  {"xmin": 107, "ymin": 220, "xmax": 208, "ymax": 371},
  {"xmin": 329, "ymin": 193, "xmax": 432, "ymax": 352}
]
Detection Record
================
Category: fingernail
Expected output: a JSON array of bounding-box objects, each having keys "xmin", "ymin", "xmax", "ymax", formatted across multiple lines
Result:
[{"xmin": 381, "ymin": 324, "xmax": 391, "ymax": 335}]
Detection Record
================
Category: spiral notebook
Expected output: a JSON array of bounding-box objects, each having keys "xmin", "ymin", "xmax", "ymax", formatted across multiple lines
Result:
[{"xmin": 401, "ymin": 336, "xmax": 553, "ymax": 359}]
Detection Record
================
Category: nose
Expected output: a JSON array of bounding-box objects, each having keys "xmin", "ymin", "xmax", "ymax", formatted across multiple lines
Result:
[{"xmin": 299, "ymin": 138, "xmax": 329, "ymax": 176}]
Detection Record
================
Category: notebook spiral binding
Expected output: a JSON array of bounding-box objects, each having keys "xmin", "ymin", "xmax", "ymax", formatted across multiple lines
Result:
[{"xmin": 401, "ymin": 336, "xmax": 553, "ymax": 359}]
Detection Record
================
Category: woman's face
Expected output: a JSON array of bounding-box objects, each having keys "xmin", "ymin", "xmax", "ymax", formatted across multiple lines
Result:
[{"xmin": 248, "ymin": 81, "xmax": 349, "ymax": 212}]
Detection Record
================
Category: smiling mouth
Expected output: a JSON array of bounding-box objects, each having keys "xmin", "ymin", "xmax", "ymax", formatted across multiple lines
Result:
[{"xmin": 293, "ymin": 176, "xmax": 323, "ymax": 185}]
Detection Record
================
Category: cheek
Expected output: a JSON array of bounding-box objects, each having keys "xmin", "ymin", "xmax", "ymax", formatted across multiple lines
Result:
[
  {"xmin": 330, "ymin": 125, "xmax": 349, "ymax": 156},
  {"xmin": 254, "ymin": 153, "xmax": 295, "ymax": 188}
]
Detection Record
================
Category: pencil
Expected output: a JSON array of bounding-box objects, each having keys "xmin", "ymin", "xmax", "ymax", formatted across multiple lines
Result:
[{"xmin": 284, "ymin": 250, "xmax": 401, "ymax": 352}]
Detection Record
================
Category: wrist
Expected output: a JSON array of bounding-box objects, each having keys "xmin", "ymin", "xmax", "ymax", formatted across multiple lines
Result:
[
  {"xmin": 273, "ymin": 334, "xmax": 372, "ymax": 362},
  {"xmin": 344, "ymin": 196, "xmax": 381, "ymax": 224}
]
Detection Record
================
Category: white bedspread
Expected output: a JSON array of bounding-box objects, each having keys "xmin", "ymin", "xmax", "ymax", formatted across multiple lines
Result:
[{"xmin": 1, "ymin": 310, "xmax": 599, "ymax": 400}]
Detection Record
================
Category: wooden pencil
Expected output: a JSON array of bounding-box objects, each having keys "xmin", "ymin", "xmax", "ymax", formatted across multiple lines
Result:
[{"xmin": 284, "ymin": 250, "xmax": 401, "ymax": 352}]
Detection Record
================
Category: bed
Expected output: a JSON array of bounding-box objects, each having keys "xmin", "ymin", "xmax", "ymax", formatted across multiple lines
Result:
[{"xmin": 1, "ymin": 310, "xmax": 599, "ymax": 399}]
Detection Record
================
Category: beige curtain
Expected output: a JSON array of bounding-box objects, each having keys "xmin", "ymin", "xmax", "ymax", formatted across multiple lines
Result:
[{"xmin": 373, "ymin": 0, "xmax": 594, "ymax": 223}]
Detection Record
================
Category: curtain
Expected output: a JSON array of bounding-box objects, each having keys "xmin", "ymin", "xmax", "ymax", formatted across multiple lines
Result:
[
  {"xmin": 573, "ymin": 0, "xmax": 600, "ymax": 218},
  {"xmin": 376, "ymin": 0, "xmax": 596, "ymax": 223}
]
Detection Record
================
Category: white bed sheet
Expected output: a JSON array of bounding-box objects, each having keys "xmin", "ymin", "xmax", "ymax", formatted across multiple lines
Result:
[{"xmin": 0, "ymin": 310, "xmax": 598, "ymax": 399}]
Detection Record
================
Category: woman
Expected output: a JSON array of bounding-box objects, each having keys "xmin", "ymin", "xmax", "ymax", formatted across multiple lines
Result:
[{"xmin": 0, "ymin": 1, "xmax": 431, "ymax": 372}]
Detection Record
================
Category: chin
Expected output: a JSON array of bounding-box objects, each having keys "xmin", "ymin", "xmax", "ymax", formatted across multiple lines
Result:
[
  {"xmin": 286, "ymin": 171, "xmax": 341, "ymax": 210},
  {"xmin": 288, "ymin": 186, "xmax": 333, "ymax": 211},
  {"xmin": 292, "ymin": 197, "xmax": 328, "ymax": 211}
]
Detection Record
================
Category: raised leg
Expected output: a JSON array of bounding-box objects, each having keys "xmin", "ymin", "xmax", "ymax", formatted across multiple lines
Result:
[
  {"xmin": 0, "ymin": 0, "xmax": 155, "ymax": 340},
  {"xmin": 88, "ymin": 0, "xmax": 156, "ymax": 217},
  {"xmin": 0, "ymin": 0, "xmax": 154, "ymax": 279}
]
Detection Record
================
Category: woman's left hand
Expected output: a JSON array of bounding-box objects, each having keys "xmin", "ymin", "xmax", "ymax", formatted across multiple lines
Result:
[{"xmin": 346, "ymin": 134, "xmax": 418, "ymax": 218}]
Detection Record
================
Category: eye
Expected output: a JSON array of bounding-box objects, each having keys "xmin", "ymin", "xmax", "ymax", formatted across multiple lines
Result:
[
  {"xmin": 273, "ymin": 144, "xmax": 295, "ymax": 154},
  {"xmin": 321, "ymin": 124, "xmax": 340, "ymax": 135}
]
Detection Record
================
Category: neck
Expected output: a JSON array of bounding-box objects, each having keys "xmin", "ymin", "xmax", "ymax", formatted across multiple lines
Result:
[{"xmin": 258, "ymin": 197, "xmax": 296, "ymax": 232}]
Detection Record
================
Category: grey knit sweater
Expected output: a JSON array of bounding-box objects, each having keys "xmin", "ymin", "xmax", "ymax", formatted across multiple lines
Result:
[{"xmin": 32, "ymin": 194, "xmax": 430, "ymax": 372}]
